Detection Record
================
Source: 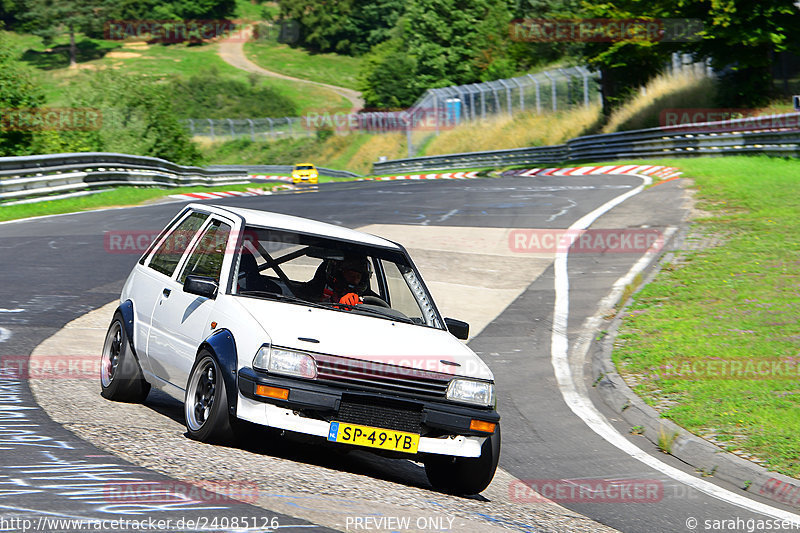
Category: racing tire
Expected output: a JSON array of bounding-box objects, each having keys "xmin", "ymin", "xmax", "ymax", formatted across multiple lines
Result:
[
  {"xmin": 100, "ymin": 312, "xmax": 151, "ymax": 403},
  {"xmin": 424, "ymin": 426, "xmax": 501, "ymax": 495},
  {"xmin": 185, "ymin": 351, "xmax": 236, "ymax": 444}
]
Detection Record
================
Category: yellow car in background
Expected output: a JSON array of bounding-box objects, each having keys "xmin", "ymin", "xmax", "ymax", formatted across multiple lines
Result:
[{"xmin": 292, "ymin": 163, "xmax": 319, "ymax": 184}]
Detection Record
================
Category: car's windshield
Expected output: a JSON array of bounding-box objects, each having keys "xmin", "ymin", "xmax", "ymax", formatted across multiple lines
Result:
[
  {"xmin": 295, "ymin": 165, "xmax": 314, "ymax": 170},
  {"xmin": 232, "ymin": 226, "xmax": 442, "ymax": 328}
]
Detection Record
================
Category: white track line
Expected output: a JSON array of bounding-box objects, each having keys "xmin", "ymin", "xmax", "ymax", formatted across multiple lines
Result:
[{"xmin": 550, "ymin": 173, "xmax": 800, "ymax": 523}]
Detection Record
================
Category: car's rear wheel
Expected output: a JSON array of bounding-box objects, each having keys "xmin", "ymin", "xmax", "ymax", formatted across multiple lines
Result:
[
  {"xmin": 185, "ymin": 352, "xmax": 235, "ymax": 443},
  {"xmin": 100, "ymin": 313, "xmax": 151, "ymax": 402},
  {"xmin": 424, "ymin": 426, "xmax": 501, "ymax": 495}
]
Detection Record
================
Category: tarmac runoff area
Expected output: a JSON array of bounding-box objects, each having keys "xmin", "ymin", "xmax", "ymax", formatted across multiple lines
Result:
[{"xmin": 27, "ymin": 224, "xmax": 615, "ymax": 532}]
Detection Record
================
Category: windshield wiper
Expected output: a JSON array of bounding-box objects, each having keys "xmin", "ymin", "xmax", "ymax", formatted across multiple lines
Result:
[
  {"xmin": 317, "ymin": 301, "xmax": 415, "ymax": 324},
  {"xmin": 238, "ymin": 290, "xmax": 330, "ymax": 310},
  {"xmin": 239, "ymin": 291, "xmax": 416, "ymax": 323}
]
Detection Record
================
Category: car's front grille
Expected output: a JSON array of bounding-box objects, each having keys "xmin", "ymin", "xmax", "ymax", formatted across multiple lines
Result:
[
  {"xmin": 337, "ymin": 397, "xmax": 422, "ymax": 433},
  {"xmin": 312, "ymin": 353, "xmax": 451, "ymax": 399}
]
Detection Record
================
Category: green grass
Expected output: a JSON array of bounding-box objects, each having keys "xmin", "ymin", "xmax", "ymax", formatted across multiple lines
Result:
[
  {"xmin": 243, "ymin": 39, "xmax": 362, "ymax": 90},
  {"xmin": 612, "ymin": 156, "xmax": 800, "ymax": 477},
  {"xmin": 0, "ymin": 182, "xmax": 282, "ymax": 222},
  {"xmin": 234, "ymin": 0, "xmax": 277, "ymax": 21},
  {"xmin": 6, "ymin": 30, "xmax": 350, "ymax": 115}
]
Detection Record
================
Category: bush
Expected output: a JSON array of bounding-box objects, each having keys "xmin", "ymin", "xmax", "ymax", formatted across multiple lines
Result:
[
  {"xmin": 62, "ymin": 71, "xmax": 203, "ymax": 164},
  {"xmin": 170, "ymin": 68, "xmax": 298, "ymax": 119}
]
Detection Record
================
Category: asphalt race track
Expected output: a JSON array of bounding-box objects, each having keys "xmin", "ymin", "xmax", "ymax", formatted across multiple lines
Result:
[{"xmin": 1, "ymin": 175, "xmax": 798, "ymax": 532}]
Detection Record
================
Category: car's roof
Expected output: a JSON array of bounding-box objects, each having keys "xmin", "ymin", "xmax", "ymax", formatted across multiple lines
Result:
[
  {"xmin": 194, "ymin": 204, "xmax": 401, "ymax": 250},
  {"xmin": 294, "ymin": 162, "xmax": 315, "ymax": 166}
]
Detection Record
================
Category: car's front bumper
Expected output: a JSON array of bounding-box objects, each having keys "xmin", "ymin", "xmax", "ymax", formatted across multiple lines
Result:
[{"xmin": 236, "ymin": 367, "xmax": 499, "ymax": 458}]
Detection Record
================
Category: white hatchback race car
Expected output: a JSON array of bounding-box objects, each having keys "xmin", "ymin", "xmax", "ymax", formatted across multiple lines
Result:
[{"xmin": 101, "ymin": 204, "xmax": 500, "ymax": 494}]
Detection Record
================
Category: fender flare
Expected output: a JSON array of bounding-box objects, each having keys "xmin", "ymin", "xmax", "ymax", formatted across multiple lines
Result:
[
  {"xmin": 199, "ymin": 330, "xmax": 239, "ymax": 417},
  {"xmin": 118, "ymin": 300, "xmax": 139, "ymax": 360}
]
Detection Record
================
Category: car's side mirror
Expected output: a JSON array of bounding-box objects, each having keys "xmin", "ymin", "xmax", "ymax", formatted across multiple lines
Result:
[
  {"xmin": 184, "ymin": 275, "xmax": 218, "ymax": 299},
  {"xmin": 444, "ymin": 318, "xmax": 469, "ymax": 340}
]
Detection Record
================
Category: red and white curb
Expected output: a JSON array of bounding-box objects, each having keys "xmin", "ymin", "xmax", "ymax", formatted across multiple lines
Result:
[
  {"xmin": 249, "ymin": 175, "xmax": 293, "ymax": 182},
  {"xmin": 169, "ymin": 189, "xmax": 274, "ymax": 201},
  {"xmin": 361, "ymin": 171, "xmax": 479, "ymax": 181},
  {"xmin": 511, "ymin": 165, "xmax": 682, "ymax": 179}
]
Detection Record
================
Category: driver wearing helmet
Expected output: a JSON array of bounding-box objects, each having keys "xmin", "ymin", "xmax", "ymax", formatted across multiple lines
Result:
[{"xmin": 319, "ymin": 255, "xmax": 371, "ymax": 306}]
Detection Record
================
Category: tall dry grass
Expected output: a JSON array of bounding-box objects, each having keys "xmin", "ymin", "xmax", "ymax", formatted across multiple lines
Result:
[
  {"xmin": 323, "ymin": 133, "xmax": 408, "ymax": 174},
  {"xmin": 602, "ymin": 72, "xmax": 717, "ymax": 133},
  {"xmin": 421, "ymin": 104, "xmax": 602, "ymax": 157}
]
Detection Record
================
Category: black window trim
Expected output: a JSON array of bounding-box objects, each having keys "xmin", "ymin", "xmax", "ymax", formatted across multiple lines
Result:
[
  {"xmin": 144, "ymin": 210, "xmax": 210, "ymax": 278},
  {"xmin": 177, "ymin": 217, "xmax": 234, "ymax": 285}
]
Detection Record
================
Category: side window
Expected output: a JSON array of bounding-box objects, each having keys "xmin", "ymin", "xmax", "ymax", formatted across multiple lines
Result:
[
  {"xmin": 147, "ymin": 212, "xmax": 207, "ymax": 277},
  {"xmin": 179, "ymin": 220, "xmax": 232, "ymax": 284}
]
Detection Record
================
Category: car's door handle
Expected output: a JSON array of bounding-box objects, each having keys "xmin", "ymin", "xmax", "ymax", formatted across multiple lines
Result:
[{"xmin": 162, "ymin": 288, "xmax": 171, "ymax": 298}]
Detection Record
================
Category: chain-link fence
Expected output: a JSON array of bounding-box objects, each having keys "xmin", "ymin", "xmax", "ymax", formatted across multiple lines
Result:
[
  {"xmin": 409, "ymin": 66, "xmax": 600, "ymax": 127},
  {"xmin": 184, "ymin": 117, "xmax": 312, "ymax": 142},
  {"xmin": 183, "ymin": 66, "xmax": 602, "ymax": 145}
]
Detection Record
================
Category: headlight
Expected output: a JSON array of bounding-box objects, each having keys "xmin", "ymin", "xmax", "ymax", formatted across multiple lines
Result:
[
  {"xmin": 446, "ymin": 379, "xmax": 495, "ymax": 407},
  {"xmin": 253, "ymin": 345, "xmax": 317, "ymax": 379}
]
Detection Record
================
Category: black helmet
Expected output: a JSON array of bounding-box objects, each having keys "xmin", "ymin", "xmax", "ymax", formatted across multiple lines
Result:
[{"xmin": 330, "ymin": 255, "xmax": 371, "ymax": 294}]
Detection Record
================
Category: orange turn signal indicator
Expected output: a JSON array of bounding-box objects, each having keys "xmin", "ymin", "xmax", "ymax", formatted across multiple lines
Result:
[
  {"xmin": 255, "ymin": 385, "xmax": 289, "ymax": 400},
  {"xmin": 470, "ymin": 419, "xmax": 496, "ymax": 433}
]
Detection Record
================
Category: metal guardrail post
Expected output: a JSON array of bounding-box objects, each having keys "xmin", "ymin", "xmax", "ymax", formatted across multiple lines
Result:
[
  {"xmin": 576, "ymin": 66, "xmax": 590, "ymax": 107},
  {"xmin": 246, "ymin": 119, "xmax": 255, "ymax": 141},
  {"xmin": 433, "ymin": 90, "xmax": 440, "ymax": 136},
  {"xmin": 543, "ymin": 71, "xmax": 557, "ymax": 112},
  {"xmin": 512, "ymin": 78, "xmax": 525, "ymax": 112},
  {"xmin": 527, "ymin": 74, "xmax": 541, "ymax": 114},
  {"xmin": 208, "ymin": 119, "xmax": 215, "ymax": 142},
  {"xmin": 498, "ymin": 79, "xmax": 512, "ymax": 115}
]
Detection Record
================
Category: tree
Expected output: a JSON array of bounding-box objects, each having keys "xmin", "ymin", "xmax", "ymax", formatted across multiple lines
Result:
[
  {"xmin": 64, "ymin": 71, "xmax": 203, "ymax": 164},
  {"xmin": 359, "ymin": 0, "xmax": 515, "ymax": 109},
  {"xmin": 277, "ymin": 0, "xmax": 404, "ymax": 55},
  {"xmin": 0, "ymin": 30, "xmax": 46, "ymax": 155},
  {"xmin": 359, "ymin": 37, "xmax": 418, "ymax": 108},
  {"xmin": 23, "ymin": 0, "xmax": 111, "ymax": 68},
  {"xmin": 675, "ymin": 0, "xmax": 800, "ymax": 106},
  {"xmin": 575, "ymin": 1, "xmax": 677, "ymax": 113}
]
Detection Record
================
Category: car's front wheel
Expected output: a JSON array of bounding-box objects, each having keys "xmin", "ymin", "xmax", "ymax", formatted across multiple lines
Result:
[
  {"xmin": 100, "ymin": 313, "xmax": 150, "ymax": 403},
  {"xmin": 424, "ymin": 426, "xmax": 501, "ymax": 495},
  {"xmin": 185, "ymin": 351, "xmax": 235, "ymax": 443}
]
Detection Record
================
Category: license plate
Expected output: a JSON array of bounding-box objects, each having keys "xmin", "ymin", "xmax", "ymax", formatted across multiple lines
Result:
[{"xmin": 327, "ymin": 421, "xmax": 419, "ymax": 454}]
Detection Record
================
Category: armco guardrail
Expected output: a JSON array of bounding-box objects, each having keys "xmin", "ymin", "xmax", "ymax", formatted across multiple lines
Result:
[
  {"xmin": 371, "ymin": 144, "xmax": 568, "ymax": 173},
  {"xmin": 207, "ymin": 164, "xmax": 361, "ymax": 179},
  {"xmin": 373, "ymin": 112, "xmax": 800, "ymax": 174},
  {"xmin": 0, "ymin": 153, "xmax": 248, "ymax": 203}
]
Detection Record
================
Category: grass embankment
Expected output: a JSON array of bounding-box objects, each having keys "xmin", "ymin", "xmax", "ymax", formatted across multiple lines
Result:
[
  {"xmin": 0, "ymin": 182, "xmax": 286, "ymax": 223},
  {"xmin": 613, "ymin": 156, "xmax": 800, "ymax": 477},
  {"xmin": 200, "ymin": 132, "xmax": 408, "ymax": 175},
  {"xmin": 9, "ymin": 31, "xmax": 351, "ymax": 116},
  {"xmin": 420, "ymin": 104, "xmax": 602, "ymax": 156},
  {"xmin": 244, "ymin": 38, "xmax": 362, "ymax": 90}
]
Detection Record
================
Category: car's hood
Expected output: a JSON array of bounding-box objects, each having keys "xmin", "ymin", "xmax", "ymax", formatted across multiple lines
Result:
[{"xmin": 233, "ymin": 297, "xmax": 493, "ymax": 381}]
